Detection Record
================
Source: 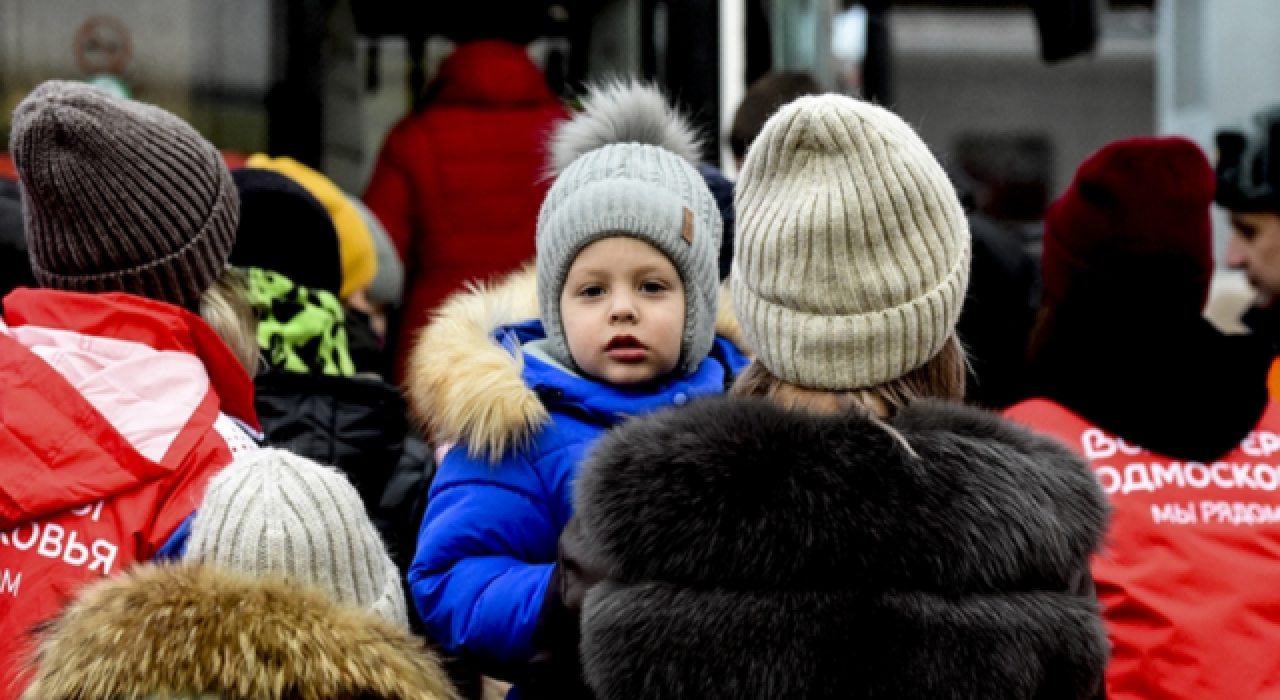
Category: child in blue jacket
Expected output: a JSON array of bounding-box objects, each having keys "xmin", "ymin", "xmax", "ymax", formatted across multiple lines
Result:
[{"xmin": 405, "ymin": 81, "xmax": 749, "ymax": 697}]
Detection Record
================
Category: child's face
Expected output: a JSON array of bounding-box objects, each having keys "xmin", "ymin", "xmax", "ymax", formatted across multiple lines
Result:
[{"xmin": 560, "ymin": 236, "xmax": 685, "ymax": 385}]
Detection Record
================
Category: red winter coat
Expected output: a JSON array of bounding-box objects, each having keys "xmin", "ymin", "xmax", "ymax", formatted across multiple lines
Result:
[
  {"xmin": 0, "ymin": 290, "xmax": 260, "ymax": 700},
  {"xmin": 1007, "ymin": 398, "xmax": 1280, "ymax": 700},
  {"xmin": 363, "ymin": 40, "xmax": 567, "ymax": 382}
]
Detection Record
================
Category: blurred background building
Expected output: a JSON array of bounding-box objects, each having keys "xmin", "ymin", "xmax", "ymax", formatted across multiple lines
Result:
[{"xmin": 1, "ymin": 0, "xmax": 1278, "ymax": 261}]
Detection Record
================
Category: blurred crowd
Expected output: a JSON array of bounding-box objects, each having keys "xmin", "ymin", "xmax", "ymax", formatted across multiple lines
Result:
[{"xmin": 4, "ymin": 36, "xmax": 1280, "ymax": 700}]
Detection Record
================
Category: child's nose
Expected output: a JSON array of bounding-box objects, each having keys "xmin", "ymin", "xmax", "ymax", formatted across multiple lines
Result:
[{"xmin": 610, "ymin": 294, "xmax": 638, "ymax": 322}]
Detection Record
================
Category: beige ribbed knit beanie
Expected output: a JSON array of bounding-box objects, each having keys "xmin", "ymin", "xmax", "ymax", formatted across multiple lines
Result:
[
  {"xmin": 732, "ymin": 95, "xmax": 970, "ymax": 389},
  {"xmin": 185, "ymin": 448, "xmax": 408, "ymax": 627}
]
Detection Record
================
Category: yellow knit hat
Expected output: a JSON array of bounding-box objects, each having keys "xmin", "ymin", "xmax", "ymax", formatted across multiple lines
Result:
[{"xmin": 246, "ymin": 154, "xmax": 377, "ymax": 298}]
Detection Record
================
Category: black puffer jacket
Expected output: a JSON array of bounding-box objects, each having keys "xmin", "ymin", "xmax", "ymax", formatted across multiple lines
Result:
[
  {"xmin": 254, "ymin": 369, "xmax": 433, "ymax": 572},
  {"xmin": 568, "ymin": 397, "xmax": 1110, "ymax": 700}
]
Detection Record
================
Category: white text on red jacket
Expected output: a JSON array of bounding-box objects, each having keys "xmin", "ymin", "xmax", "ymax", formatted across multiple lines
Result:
[
  {"xmin": 1085, "ymin": 428, "xmax": 1280, "ymax": 527},
  {"xmin": 0, "ymin": 501, "xmax": 117, "ymax": 597}
]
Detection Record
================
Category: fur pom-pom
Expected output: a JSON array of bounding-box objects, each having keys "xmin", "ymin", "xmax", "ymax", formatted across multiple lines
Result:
[{"xmin": 547, "ymin": 80, "xmax": 704, "ymax": 177}]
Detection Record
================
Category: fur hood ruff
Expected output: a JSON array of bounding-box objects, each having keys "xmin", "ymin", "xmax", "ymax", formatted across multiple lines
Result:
[
  {"xmin": 22, "ymin": 564, "xmax": 455, "ymax": 700},
  {"xmin": 407, "ymin": 265, "xmax": 747, "ymax": 459},
  {"xmin": 575, "ymin": 397, "xmax": 1111, "ymax": 700}
]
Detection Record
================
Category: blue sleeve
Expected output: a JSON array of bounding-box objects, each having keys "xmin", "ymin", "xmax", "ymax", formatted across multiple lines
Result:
[
  {"xmin": 155, "ymin": 512, "xmax": 194, "ymax": 561},
  {"xmin": 408, "ymin": 444, "xmax": 565, "ymax": 664}
]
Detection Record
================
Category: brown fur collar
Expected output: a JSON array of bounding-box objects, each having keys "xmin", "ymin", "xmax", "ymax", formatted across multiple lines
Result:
[
  {"xmin": 405, "ymin": 265, "xmax": 748, "ymax": 462},
  {"xmin": 23, "ymin": 563, "xmax": 456, "ymax": 700}
]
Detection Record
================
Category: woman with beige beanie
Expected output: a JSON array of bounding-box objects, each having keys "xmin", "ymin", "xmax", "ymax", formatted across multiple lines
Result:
[{"xmin": 559, "ymin": 95, "xmax": 1112, "ymax": 700}]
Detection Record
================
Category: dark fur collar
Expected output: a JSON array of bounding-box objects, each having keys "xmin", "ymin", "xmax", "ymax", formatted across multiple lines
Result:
[
  {"xmin": 576, "ymin": 397, "xmax": 1108, "ymax": 594},
  {"xmin": 574, "ymin": 397, "xmax": 1109, "ymax": 700},
  {"xmin": 23, "ymin": 563, "xmax": 456, "ymax": 700}
]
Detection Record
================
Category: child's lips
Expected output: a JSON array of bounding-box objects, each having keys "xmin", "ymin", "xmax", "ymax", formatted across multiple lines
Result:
[
  {"xmin": 608, "ymin": 348, "xmax": 649, "ymax": 363},
  {"xmin": 605, "ymin": 335, "xmax": 648, "ymax": 363}
]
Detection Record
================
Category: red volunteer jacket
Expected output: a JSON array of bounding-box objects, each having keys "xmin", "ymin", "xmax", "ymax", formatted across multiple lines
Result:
[
  {"xmin": 1007, "ymin": 398, "xmax": 1280, "ymax": 700},
  {"xmin": 0, "ymin": 290, "xmax": 260, "ymax": 700},
  {"xmin": 363, "ymin": 40, "xmax": 567, "ymax": 382}
]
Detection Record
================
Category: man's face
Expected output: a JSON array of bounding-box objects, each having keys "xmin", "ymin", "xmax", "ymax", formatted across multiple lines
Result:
[{"xmin": 1227, "ymin": 210, "xmax": 1280, "ymax": 307}]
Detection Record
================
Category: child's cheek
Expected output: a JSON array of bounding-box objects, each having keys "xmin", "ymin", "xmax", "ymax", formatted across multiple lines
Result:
[
  {"xmin": 659, "ymin": 298, "xmax": 686, "ymax": 357},
  {"xmin": 561, "ymin": 303, "xmax": 598, "ymax": 366}
]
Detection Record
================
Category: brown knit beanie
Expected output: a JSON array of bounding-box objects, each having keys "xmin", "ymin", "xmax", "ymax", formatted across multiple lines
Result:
[{"xmin": 10, "ymin": 81, "xmax": 238, "ymax": 308}]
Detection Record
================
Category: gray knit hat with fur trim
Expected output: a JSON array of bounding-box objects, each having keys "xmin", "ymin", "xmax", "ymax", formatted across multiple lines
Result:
[
  {"xmin": 10, "ymin": 80, "xmax": 238, "ymax": 308},
  {"xmin": 538, "ymin": 81, "xmax": 722, "ymax": 376},
  {"xmin": 185, "ymin": 448, "xmax": 408, "ymax": 627}
]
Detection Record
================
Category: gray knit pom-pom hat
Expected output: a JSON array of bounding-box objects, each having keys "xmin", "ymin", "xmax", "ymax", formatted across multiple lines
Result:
[
  {"xmin": 732, "ymin": 94, "xmax": 971, "ymax": 390},
  {"xmin": 10, "ymin": 80, "xmax": 238, "ymax": 308},
  {"xmin": 538, "ymin": 80, "xmax": 722, "ymax": 376},
  {"xmin": 185, "ymin": 448, "xmax": 408, "ymax": 627}
]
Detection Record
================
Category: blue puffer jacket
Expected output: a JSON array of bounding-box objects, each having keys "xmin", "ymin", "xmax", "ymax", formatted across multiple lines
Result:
[{"xmin": 403, "ymin": 268, "xmax": 749, "ymax": 674}]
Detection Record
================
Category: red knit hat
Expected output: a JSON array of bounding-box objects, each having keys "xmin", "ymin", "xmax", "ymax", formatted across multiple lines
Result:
[{"xmin": 1043, "ymin": 136, "xmax": 1216, "ymax": 313}]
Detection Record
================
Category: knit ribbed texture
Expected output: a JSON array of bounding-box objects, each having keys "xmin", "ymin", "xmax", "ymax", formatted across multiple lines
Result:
[
  {"xmin": 185, "ymin": 448, "xmax": 408, "ymax": 627},
  {"xmin": 731, "ymin": 95, "xmax": 971, "ymax": 389},
  {"xmin": 10, "ymin": 81, "xmax": 238, "ymax": 308},
  {"xmin": 538, "ymin": 142, "xmax": 722, "ymax": 375}
]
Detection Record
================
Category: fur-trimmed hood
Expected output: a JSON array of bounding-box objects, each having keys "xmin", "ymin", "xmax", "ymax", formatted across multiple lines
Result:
[
  {"xmin": 22, "ymin": 563, "xmax": 456, "ymax": 700},
  {"xmin": 406, "ymin": 265, "xmax": 747, "ymax": 459},
  {"xmin": 574, "ymin": 397, "xmax": 1110, "ymax": 700}
]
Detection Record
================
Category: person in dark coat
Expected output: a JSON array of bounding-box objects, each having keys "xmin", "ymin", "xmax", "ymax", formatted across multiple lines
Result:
[
  {"xmin": 554, "ymin": 94, "xmax": 1109, "ymax": 700},
  {"xmin": 959, "ymin": 214, "xmax": 1038, "ymax": 408},
  {"xmin": 1007, "ymin": 136, "xmax": 1280, "ymax": 700},
  {"xmin": 947, "ymin": 167, "xmax": 1040, "ymax": 409}
]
